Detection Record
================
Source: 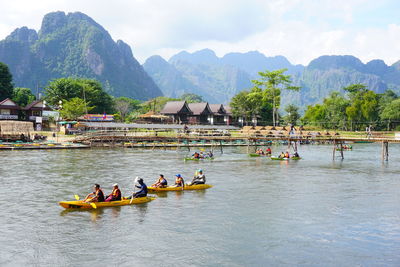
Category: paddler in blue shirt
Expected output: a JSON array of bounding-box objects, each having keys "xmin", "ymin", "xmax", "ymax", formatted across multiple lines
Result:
[{"xmin": 130, "ymin": 178, "xmax": 148, "ymax": 198}]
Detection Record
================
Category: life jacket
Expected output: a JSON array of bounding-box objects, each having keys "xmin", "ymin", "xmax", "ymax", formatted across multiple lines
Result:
[
  {"xmin": 112, "ymin": 188, "xmax": 121, "ymax": 200},
  {"xmin": 96, "ymin": 189, "xmax": 105, "ymax": 202},
  {"xmin": 176, "ymin": 177, "xmax": 184, "ymax": 185}
]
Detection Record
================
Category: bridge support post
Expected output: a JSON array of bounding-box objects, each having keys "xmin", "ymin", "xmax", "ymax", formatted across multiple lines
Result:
[
  {"xmin": 340, "ymin": 142, "xmax": 344, "ymax": 159},
  {"xmin": 220, "ymin": 140, "xmax": 223, "ymax": 154},
  {"xmin": 382, "ymin": 141, "xmax": 389, "ymax": 161},
  {"xmin": 332, "ymin": 140, "xmax": 336, "ymax": 160}
]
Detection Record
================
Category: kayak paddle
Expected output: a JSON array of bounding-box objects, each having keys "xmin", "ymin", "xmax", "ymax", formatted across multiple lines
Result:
[
  {"xmin": 130, "ymin": 176, "xmax": 139, "ymax": 204},
  {"xmin": 90, "ymin": 202, "xmax": 97, "ymax": 209},
  {"xmin": 74, "ymin": 194, "xmax": 80, "ymax": 200}
]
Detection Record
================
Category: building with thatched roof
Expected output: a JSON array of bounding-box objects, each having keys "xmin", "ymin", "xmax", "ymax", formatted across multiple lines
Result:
[
  {"xmin": 160, "ymin": 101, "xmax": 192, "ymax": 123},
  {"xmin": 188, "ymin": 102, "xmax": 212, "ymax": 124},
  {"xmin": 209, "ymin": 104, "xmax": 230, "ymax": 125}
]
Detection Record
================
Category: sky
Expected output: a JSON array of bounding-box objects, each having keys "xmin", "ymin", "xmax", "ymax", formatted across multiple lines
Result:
[{"xmin": 0, "ymin": 0, "xmax": 399, "ymax": 65}]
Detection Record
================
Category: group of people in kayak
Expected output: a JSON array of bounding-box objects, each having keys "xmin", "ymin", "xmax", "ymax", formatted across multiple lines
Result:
[
  {"xmin": 192, "ymin": 151, "xmax": 213, "ymax": 159},
  {"xmin": 83, "ymin": 170, "xmax": 206, "ymax": 203},
  {"xmin": 277, "ymin": 151, "xmax": 300, "ymax": 159},
  {"xmin": 256, "ymin": 147, "xmax": 272, "ymax": 155},
  {"xmin": 151, "ymin": 169, "xmax": 206, "ymax": 188}
]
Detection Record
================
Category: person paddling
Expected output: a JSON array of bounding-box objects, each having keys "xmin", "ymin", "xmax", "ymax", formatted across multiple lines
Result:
[
  {"xmin": 105, "ymin": 183, "xmax": 121, "ymax": 202},
  {"xmin": 130, "ymin": 178, "xmax": 148, "ymax": 198},
  {"xmin": 152, "ymin": 174, "xmax": 168, "ymax": 188},
  {"xmin": 284, "ymin": 151, "xmax": 290, "ymax": 158},
  {"xmin": 83, "ymin": 184, "xmax": 105, "ymax": 203},
  {"xmin": 266, "ymin": 147, "xmax": 272, "ymax": 155},
  {"xmin": 174, "ymin": 174, "xmax": 185, "ymax": 189},
  {"xmin": 190, "ymin": 169, "xmax": 206, "ymax": 185}
]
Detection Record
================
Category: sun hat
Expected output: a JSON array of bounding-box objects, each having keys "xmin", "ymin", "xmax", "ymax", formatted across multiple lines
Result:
[{"xmin": 113, "ymin": 183, "xmax": 118, "ymax": 187}]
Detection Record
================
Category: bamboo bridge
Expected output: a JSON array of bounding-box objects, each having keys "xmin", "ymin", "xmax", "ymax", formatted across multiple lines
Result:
[{"xmin": 74, "ymin": 130, "xmax": 399, "ymax": 161}]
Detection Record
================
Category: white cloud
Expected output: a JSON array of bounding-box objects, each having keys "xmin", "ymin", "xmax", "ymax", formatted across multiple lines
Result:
[{"xmin": 0, "ymin": 0, "xmax": 398, "ymax": 65}]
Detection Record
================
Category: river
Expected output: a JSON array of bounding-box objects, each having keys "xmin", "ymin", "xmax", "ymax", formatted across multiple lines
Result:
[{"xmin": 1, "ymin": 144, "xmax": 400, "ymax": 266}]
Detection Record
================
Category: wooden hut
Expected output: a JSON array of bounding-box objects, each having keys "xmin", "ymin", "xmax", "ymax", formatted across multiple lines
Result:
[
  {"xmin": 0, "ymin": 98, "xmax": 20, "ymax": 120},
  {"xmin": 160, "ymin": 101, "xmax": 192, "ymax": 124},
  {"xmin": 188, "ymin": 103, "xmax": 212, "ymax": 124}
]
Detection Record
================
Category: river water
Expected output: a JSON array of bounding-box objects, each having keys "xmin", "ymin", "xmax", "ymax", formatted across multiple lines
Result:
[{"xmin": 1, "ymin": 144, "xmax": 400, "ymax": 266}]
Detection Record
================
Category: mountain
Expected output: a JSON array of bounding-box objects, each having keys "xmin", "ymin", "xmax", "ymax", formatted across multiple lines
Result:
[
  {"xmin": 143, "ymin": 55, "xmax": 217, "ymax": 102},
  {"xmin": 146, "ymin": 49, "xmax": 302, "ymax": 104},
  {"xmin": 0, "ymin": 11, "xmax": 162, "ymax": 100},
  {"xmin": 287, "ymin": 55, "xmax": 399, "ymax": 108},
  {"xmin": 145, "ymin": 50, "xmax": 400, "ymax": 109},
  {"xmin": 221, "ymin": 51, "xmax": 304, "ymax": 77}
]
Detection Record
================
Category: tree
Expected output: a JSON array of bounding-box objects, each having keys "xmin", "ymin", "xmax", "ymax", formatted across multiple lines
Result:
[
  {"xmin": 0, "ymin": 62, "xmax": 13, "ymax": 100},
  {"xmin": 302, "ymin": 104, "xmax": 326, "ymax": 127},
  {"xmin": 251, "ymin": 69, "xmax": 300, "ymax": 126},
  {"xmin": 12, "ymin": 87, "xmax": 36, "ymax": 107},
  {"xmin": 114, "ymin": 97, "xmax": 141, "ymax": 122},
  {"xmin": 180, "ymin": 93, "xmax": 204, "ymax": 103},
  {"xmin": 44, "ymin": 78, "xmax": 114, "ymax": 114},
  {"xmin": 381, "ymin": 99, "xmax": 400, "ymax": 130},
  {"xmin": 141, "ymin": 96, "xmax": 180, "ymax": 114},
  {"xmin": 60, "ymin": 98, "xmax": 93, "ymax": 120},
  {"xmin": 283, "ymin": 104, "xmax": 300, "ymax": 125},
  {"xmin": 344, "ymin": 84, "xmax": 379, "ymax": 130}
]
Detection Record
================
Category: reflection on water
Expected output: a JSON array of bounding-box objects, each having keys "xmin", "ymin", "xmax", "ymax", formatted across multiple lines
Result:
[{"xmin": 1, "ymin": 145, "xmax": 400, "ymax": 266}]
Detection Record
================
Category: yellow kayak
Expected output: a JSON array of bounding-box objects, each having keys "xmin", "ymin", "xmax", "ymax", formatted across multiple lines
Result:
[
  {"xmin": 59, "ymin": 196, "xmax": 155, "ymax": 209},
  {"xmin": 148, "ymin": 184, "xmax": 213, "ymax": 192}
]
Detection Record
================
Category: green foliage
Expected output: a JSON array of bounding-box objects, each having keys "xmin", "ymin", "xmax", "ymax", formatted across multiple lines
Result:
[
  {"xmin": 283, "ymin": 104, "xmax": 300, "ymax": 125},
  {"xmin": 302, "ymin": 92, "xmax": 349, "ymax": 129},
  {"xmin": 251, "ymin": 69, "xmax": 300, "ymax": 126},
  {"xmin": 60, "ymin": 97, "xmax": 93, "ymax": 120},
  {"xmin": 345, "ymin": 85, "xmax": 379, "ymax": 130},
  {"xmin": 44, "ymin": 77, "xmax": 114, "ymax": 114},
  {"xmin": 302, "ymin": 84, "xmax": 388, "ymax": 130},
  {"xmin": 0, "ymin": 62, "xmax": 13, "ymax": 100},
  {"xmin": 230, "ymin": 69, "xmax": 299, "ymax": 125},
  {"xmin": 141, "ymin": 96, "xmax": 180, "ymax": 114},
  {"xmin": 12, "ymin": 87, "xmax": 36, "ymax": 107},
  {"xmin": 114, "ymin": 96, "xmax": 141, "ymax": 122},
  {"xmin": 180, "ymin": 93, "xmax": 204, "ymax": 103},
  {"xmin": 380, "ymin": 99, "xmax": 400, "ymax": 130}
]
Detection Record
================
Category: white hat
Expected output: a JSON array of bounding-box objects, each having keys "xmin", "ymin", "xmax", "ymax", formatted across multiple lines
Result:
[{"xmin": 113, "ymin": 183, "xmax": 118, "ymax": 187}]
